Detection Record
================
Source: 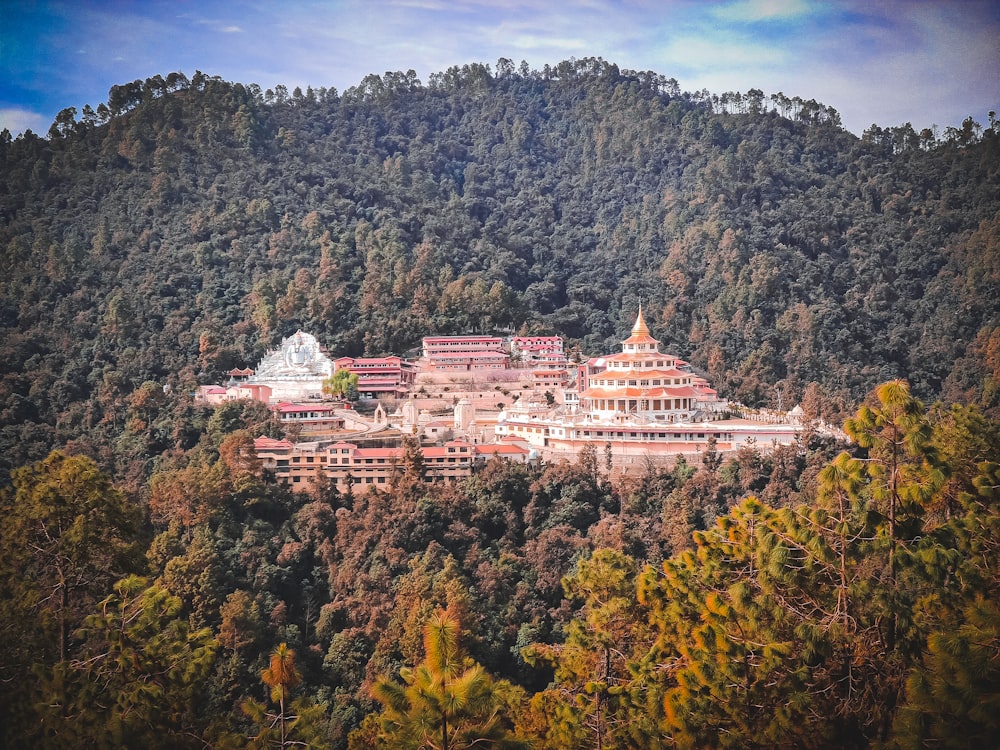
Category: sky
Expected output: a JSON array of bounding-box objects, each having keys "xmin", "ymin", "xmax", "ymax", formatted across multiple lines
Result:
[{"xmin": 1, "ymin": 0, "xmax": 998, "ymax": 138}]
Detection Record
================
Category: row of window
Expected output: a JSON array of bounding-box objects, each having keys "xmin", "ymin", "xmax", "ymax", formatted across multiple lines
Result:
[
  {"xmin": 595, "ymin": 377, "xmax": 690, "ymax": 387},
  {"xmin": 274, "ymin": 452, "xmax": 474, "ymax": 469},
  {"xmin": 608, "ymin": 360, "xmax": 676, "ymax": 369}
]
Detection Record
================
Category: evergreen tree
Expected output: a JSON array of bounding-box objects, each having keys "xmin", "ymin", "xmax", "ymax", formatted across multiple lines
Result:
[
  {"xmin": 357, "ymin": 608, "xmax": 528, "ymax": 750},
  {"xmin": 38, "ymin": 576, "xmax": 216, "ymax": 749},
  {"xmin": 241, "ymin": 643, "xmax": 330, "ymax": 749}
]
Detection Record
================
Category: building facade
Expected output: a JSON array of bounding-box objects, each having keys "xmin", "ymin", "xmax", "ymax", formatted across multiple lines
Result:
[
  {"xmin": 334, "ymin": 355, "xmax": 417, "ymax": 399},
  {"xmin": 496, "ymin": 308, "xmax": 802, "ymax": 461},
  {"xmin": 253, "ymin": 436, "xmax": 530, "ymax": 494},
  {"xmin": 421, "ymin": 335, "xmax": 510, "ymax": 371}
]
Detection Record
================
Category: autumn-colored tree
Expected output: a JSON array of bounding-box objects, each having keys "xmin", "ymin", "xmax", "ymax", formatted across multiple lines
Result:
[
  {"xmin": 242, "ymin": 643, "xmax": 330, "ymax": 749},
  {"xmin": 357, "ymin": 608, "xmax": 528, "ymax": 750}
]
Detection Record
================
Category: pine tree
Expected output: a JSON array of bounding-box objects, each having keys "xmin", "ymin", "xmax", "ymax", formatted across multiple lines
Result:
[
  {"xmin": 38, "ymin": 575, "xmax": 217, "ymax": 749},
  {"xmin": 241, "ymin": 642, "xmax": 330, "ymax": 749},
  {"xmin": 522, "ymin": 549, "xmax": 660, "ymax": 748},
  {"xmin": 844, "ymin": 380, "xmax": 943, "ymax": 654},
  {"xmin": 358, "ymin": 608, "xmax": 528, "ymax": 750}
]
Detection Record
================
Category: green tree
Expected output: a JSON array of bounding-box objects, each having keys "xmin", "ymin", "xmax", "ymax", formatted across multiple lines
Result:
[
  {"xmin": 0, "ymin": 451, "xmax": 143, "ymax": 680},
  {"xmin": 358, "ymin": 608, "xmax": 528, "ymax": 750},
  {"xmin": 890, "ymin": 458, "xmax": 1000, "ymax": 748},
  {"xmin": 891, "ymin": 596, "xmax": 1000, "ymax": 750},
  {"xmin": 638, "ymin": 497, "xmax": 847, "ymax": 749},
  {"xmin": 844, "ymin": 380, "xmax": 944, "ymax": 655},
  {"xmin": 323, "ymin": 369, "xmax": 359, "ymax": 401},
  {"xmin": 522, "ymin": 549, "xmax": 660, "ymax": 748},
  {"xmin": 39, "ymin": 575, "xmax": 217, "ymax": 749}
]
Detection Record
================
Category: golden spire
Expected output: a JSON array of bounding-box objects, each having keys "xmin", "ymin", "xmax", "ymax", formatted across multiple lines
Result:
[{"xmin": 632, "ymin": 304, "xmax": 650, "ymax": 337}]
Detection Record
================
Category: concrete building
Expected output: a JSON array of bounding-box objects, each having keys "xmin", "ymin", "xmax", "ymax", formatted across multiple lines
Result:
[
  {"xmin": 496, "ymin": 308, "xmax": 802, "ymax": 464},
  {"xmin": 334, "ymin": 355, "xmax": 417, "ymax": 399},
  {"xmin": 253, "ymin": 436, "xmax": 531, "ymax": 494},
  {"xmin": 422, "ymin": 335, "xmax": 510, "ymax": 371}
]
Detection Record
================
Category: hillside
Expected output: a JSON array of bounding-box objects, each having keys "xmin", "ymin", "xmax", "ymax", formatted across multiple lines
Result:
[
  {"xmin": 2, "ymin": 58, "xmax": 1000, "ymax": 750},
  {"xmin": 2, "ymin": 59, "xmax": 999, "ymax": 477}
]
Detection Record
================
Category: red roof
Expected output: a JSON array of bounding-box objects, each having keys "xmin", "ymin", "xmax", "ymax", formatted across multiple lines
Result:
[
  {"xmin": 430, "ymin": 351, "xmax": 508, "ymax": 359},
  {"xmin": 423, "ymin": 336, "xmax": 502, "ymax": 344},
  {"xmin": 336, "ymin": 356, "xmax": 407, "ymax": 367},
  {"xmin": 475, "ymin": 444, "xmax": 530, "ymax": 458},
  {"xmin": 254, "ymin": 436, "xmax": 293, "ymax": 451},
  {"xmin": 580, "ymin": 385, "xmax": 702, "ymax": 399},
  {"xmin": 591, "ymin": 367, "xmax": 690, "ymax": 380}
]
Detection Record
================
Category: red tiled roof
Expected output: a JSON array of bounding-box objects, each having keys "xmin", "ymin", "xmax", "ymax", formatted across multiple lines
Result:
[
  {"xmin": 254, "ymin": 436, "xmax": 294, "ymax": 451},
  {"xmin": 423, "ymin": 336, "xmax": 503, "ymax": 344},
  {"xmin": 476, "ymin": 444, "xmax": 530, "ymax": 457},
  {"xmin": 580, "ymin": 385, "xmax": 702, "ymax": 399}
]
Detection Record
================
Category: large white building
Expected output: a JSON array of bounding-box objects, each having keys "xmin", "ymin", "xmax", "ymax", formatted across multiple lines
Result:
[
  {"xmin": 496, "ymin": 308, "xmax": 802, "ymax": 463},
  {"xmin": 579, "ymin": 308, "xmax": 710, "ymax": 421},
  {"xmin": 245, "ymin": 331, "xmax": 335, "ymax": 401}
]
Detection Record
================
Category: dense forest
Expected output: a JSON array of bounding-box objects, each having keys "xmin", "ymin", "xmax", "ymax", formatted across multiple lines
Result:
[{"xmin": 1, "ymin": 58, "xmax": 999, "ymax": 748}]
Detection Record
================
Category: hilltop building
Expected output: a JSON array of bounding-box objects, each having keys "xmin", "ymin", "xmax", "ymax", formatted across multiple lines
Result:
[
  {"xmin": 511, "ymin": 336, "xmax": 568, "ymax": 369},
  {"xmin": 496, "ymin": 308, "xmax": 801, "ymax": 462},
  {"xmin": 421, "ymin": 335, "xmax": 510, "ymax": 371},
  {"xmin": 334, "ymin": 355, "xmax": 417, "ymax": 399},
  {"xmin": 254, "ymin": 436, "xmax": 531, "ymax": 494},
  {"xmin": 240, "ymin": 314, "xmax": 806, "ymax": 486},
  {"xmin": 195, "ymin": 382, "xmax": 272, "ymax": 405},
  {"xmin": 244, "ymin": 331, "xmax": 335, "ymax": 401}
]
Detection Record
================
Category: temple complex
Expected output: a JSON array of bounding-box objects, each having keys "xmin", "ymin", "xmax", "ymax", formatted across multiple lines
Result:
[
  {"xmin": 192, "ymin": 310, "xmax": 809, "ymax": 490},
  {"xmin": 578, "ymin": 307, "xmax": 714, "ymax": 421},
  {"xmin": 495, "ymin": 308, "xmax": 802, "ymax": 464},
  {"xmin": 244, "ymin": 331, "xmax": 335, "ymax": 400}
]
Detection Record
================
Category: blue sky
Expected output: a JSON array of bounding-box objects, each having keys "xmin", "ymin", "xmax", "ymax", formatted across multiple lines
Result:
[{"xmin": 1, "ymin": 0, "xmax": 998, "ymax": 137}]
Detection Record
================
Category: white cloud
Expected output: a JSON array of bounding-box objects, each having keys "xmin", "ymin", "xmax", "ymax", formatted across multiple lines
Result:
[
  {"xmin": 506, "ymin": 33, "xmax": 588, "ymax": 52},
  {"xmin": 221, "ymin": 25, "xmax": 243, "ymax": 33},
  {"xmin": 0, "ymin": 108, "xmax": 49, "ymax": 136},
  {"xmin": 711, "ymin": 0, "xmax": 815, "ymax": 23},
  {"xmin": 661, "ymin": 34, "xmax": 787, "ymax": 70}
]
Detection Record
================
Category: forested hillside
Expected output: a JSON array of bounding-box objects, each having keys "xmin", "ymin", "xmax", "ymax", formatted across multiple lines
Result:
[
  {"xmin": 1, "ymin": 58, "xmax": 998, "ymax": 479},
  {"xmin": 1, "ymin": 59, "xmax": 999, "ymax": 749}
]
